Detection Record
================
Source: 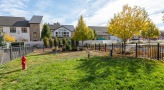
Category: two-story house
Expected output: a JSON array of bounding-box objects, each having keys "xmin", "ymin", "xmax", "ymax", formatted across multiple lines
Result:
[
  {"xmin": 49, "ymin": 23, "xmax": 75, "ymax": 38},
  {"xmin": 0, "ymin": 15, "xmax": 43, "ymax": 42}
]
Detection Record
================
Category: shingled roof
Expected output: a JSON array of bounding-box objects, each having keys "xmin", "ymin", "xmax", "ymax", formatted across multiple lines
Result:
[
  {"xmin": 61, "ymin": 25, "xmax": 75, "ymax": 32},
  {"xmin": 89, "ymin": 26, "xmax": 110, "ymax": 36},
  {"xmin": 49, "ymin": 23, "xmax": 75, "ymax": 32},
  {"xmin": 0, "ymin": 16, "xmax": 29, "ymax": 27},
  {"xmin": 29, "ymin": 15, "xmax": 43, "ymax": 24}
]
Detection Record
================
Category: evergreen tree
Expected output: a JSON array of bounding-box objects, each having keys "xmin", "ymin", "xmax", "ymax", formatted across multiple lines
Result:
[
  {"xmin": 49, "ymin": 38, "xmax": 53, "ymax": 48},
  {"xmin": 41, "ymin": 24, "xmax": 52, "ymax": 39},
  {"xmin": 43, "ymin": 37, "xmax": 48, "ymax": 48},
  {"xmin": 0, "ymin": 32, "xmax": 6, "ymax": 47},
  {"xmin": 54, "ymin": 37, "xmax": 58, "ymax": 47},
  {"xmin": 93, "ymin": 29, "xmax": 97, "ymax": 40}
]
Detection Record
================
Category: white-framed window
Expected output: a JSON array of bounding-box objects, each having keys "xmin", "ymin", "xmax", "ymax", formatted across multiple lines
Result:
[
  {"xmin": 0, "ymin": 27, "xmax": 3, "ymax": 32},
  {"xmin": 10, "ymin": 27, "xmax": 16, "ymax": 33},
  {"xmin": 21, "ymin": 27, "xmax": 27, "ymax": 33}
]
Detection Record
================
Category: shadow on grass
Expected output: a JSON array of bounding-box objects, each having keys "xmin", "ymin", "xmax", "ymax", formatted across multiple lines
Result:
[
  {"xmin": 74, "ymin": 56, "xmax": 157, "ymax": 89},
  {"xmin": 0, "ymin": 69, "xmax": 21, "ymax": 75}
]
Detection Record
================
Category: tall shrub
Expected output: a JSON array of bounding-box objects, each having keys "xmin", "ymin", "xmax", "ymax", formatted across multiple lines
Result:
[
  {"xmin": 49, "ymin": 38, "xmax": 53, "ymax": 47},
  {"xmin": 76, "ymin": 40, "xmax": 79, "ymax": 47},
  {"xmin": 62, "ymin": 37, "xmax": 67, "ymax": 46},
  {"xmin": 41, "ymin": 24, "xmax": 52, "ymax": 39},
  {"xmin": 43, "ymin": 37, "xmax": 48, "ymax": 48},
  {"xmin": 54, "ymin": 37, "xmax": 58, "ymax": 47},
  {"xmin": 58, "ymin": 39, "xmax": 62, "ymax": 47}
]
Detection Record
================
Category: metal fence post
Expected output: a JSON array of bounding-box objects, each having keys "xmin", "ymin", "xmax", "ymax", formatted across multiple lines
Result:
[
  {"xmin": 122, "ymin": 43, "xmax": 124, "ymax": 55},
  {"xmin": 95, "ymin": 43, "xmax": 96, "ymax": 50},
  {"xmin": 136, "ymin": 43, "xmax": 138, "ymax": 58},
  {"xmin": 157, "ymin": 43, "xmax": 160, "ymax": 60},
  {"xmin": 25, "ymin": 46, "xmax": 26, "ymax": 55},
  {"xmin": 86, "ymin": 43, "xmax": 88, "ymax": 49},
  {"xmin": 105, "ymin": 43, "xmax": 106, "ymax": 52},
  {"xmin": 43, "ymin": 44, "xmax": 44, "ymax": 52},
  {"xmin": 10, "ymin": 46, "xmax": 12, "ymax": 61},
  {"xmin": 19, "ymin": 46, "xmax": 21, "ymax": 57},
  {"xmin": 112, "ymin": 43, "xmax": 113, "ymax": 50}
]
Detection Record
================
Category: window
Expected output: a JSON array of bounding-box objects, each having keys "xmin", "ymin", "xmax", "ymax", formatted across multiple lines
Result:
[
  {"xmin": 0, "ymin": 27, "xmax": 3, "ymax": 32},
  {"xmin": 10, "ymin": 27, "xmax": 16, "ymax": 33},
  {"xmin": 21, "ymin": 28, "xmax": 27, "ymax": 33},
  {"xmin": 56, "ymin": 32, "xmax": 58, "ymax": 34},
  {"xmin": 33, "ymin": 32, "xmax": 37, "ymax": 37}
]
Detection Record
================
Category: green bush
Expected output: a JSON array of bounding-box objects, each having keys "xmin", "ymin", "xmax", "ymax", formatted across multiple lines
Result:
[
  {"xmin": 43, "ymin": 37, "xmax": 48, "ymax": 48},
  {"xmin": 62, "ymin": 37, "xmax": 67, "ymax": 46},
  {"xmin": 62, "ymin": 38, "xmax": 67, "ymax": 50},
  {"xmin": 58, "ymin": 39, "xmax": 62, "ymax": 47},
  {"xmin": 76, "ymin": 40, "xmax": 79, "ymax": 46},
  {"xmin": 68, "ymin": 40, "xmax": 71, "ymax": 45},
  {"xmin": 66, "ymin": 44, "xmax": 72, "ymax": 51},
  {"xmin": 49, "ymin": 38, "xmax": 53, "ymax": 47},
  {"xmin": 54, "ymin": 37, "xmax": 58, "ymax": 47},
  {"xmin": 71, "ymin": 39, "xmax": 74, "ymax": 46}
]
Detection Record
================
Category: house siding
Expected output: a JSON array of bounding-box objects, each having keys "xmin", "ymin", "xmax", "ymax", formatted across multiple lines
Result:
[
  {"xmin": 30, "ymin": 24, "xmax": 42, "ymax": 41},
  {"xmin": 2, "ymin": 26, "xmax": 30, "ymax": 41},
  {"xmin": 53, "ymin": 27, "xmax": 72, "ymax": 38}
]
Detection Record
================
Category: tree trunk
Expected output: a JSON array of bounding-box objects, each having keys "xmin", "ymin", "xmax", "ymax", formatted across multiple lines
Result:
[
  {"xmin": 124, "ymin": 40, "xmax": 126, "ymax": 55},
  {"xmin": 82, "ymin": 40, "xmax": 84, "ymax": 50}
]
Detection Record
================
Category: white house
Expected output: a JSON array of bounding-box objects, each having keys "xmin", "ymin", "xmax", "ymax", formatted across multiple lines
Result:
[
  {"xmin": 49, "ymin": 23, "xmax": 75, "ymax": 38},
  {"xmin": 2, "ymin": 27, "xmax": 30, "ymax": 41},
  {"xmin": 0, "ymin": 16, "xmax": 43, "ymax": 42}
]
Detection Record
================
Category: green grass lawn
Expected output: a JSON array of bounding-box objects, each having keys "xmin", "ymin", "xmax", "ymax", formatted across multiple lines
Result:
[{"xmin": 0, "ymin": 51, "xmax": 164, "ymax": 90}]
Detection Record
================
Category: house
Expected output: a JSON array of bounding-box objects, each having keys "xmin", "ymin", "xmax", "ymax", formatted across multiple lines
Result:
[
  {"xmin": 49, "ymin": 23, "xmax": 75, "ymax": 38},
  {"xmin": 88, "ymin": 26, "xmax": 110, "ymax": 40},
  {"xmin": 89, "ymin": 26, "xmax": 121, "ymax": 41},
  {"xmin": 0, "ymin": 15, "xmax": 43, "ymax": 42}
]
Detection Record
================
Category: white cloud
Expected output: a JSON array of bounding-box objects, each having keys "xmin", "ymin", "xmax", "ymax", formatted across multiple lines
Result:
[
  {"xmin": 42, "ymin": 14, "xmax": 66, "ymax": 24},
  {"xmin": 82, "ymin": 0, "xmax": 164, "ymax": 30},
  {"xmin": 0, "ymin": 0, "xmax": 31, "ymax": 18},
  {"xmin": 0, "ymin": 0, "xmax": 163, "ymax": 29}
]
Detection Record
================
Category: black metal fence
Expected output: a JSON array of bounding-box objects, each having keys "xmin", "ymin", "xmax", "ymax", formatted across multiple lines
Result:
[
  {"xmin": 85, "ymin": 43, "xmax": 164, "ymax": 60},
  {"xmin": 0, "ymin": 46, "xmax": 34, "ymax": 65}
]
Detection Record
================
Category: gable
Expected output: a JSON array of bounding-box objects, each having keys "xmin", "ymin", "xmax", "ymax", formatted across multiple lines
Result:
[{"xmin": 54, "ymin": 27, "xmax": 72, "ymax": 32}]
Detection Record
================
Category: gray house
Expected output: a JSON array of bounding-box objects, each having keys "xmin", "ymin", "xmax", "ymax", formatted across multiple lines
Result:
[{"xmin": 89, "ymin": 26, "xmax": 110, "ymax": 40}]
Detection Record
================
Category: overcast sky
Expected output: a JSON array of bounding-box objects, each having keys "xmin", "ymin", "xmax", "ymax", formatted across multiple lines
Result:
[{"xmin": 0, "ymin": 0, "xmax": 164, "ymax": 30}]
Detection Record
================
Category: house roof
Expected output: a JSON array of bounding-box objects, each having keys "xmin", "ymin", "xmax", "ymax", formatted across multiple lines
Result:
[
  {"xmin": 29, "ymin": 15, "xmax": 43, "ymax": 24},
  {"xmin": 89, "ymin": 26, "xmax": 110, "ymax": 36},
  {"xmin": 96, "ymin": 32, "xmax": 110, "ymax": 36},
  {"xmin": 61, "ymin": 25, "xmax": 75, "ymax": 32},
  {"xmin": 0, "ymin": 16, "xmax": 29, "ymax": 27},
  {"xmin": 49, "ymin": 23, "xmax": 60, "ymax": 30},
  {"xmin": 49, "ymin": 23, "xmax": 75, "ymax": 32}
]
